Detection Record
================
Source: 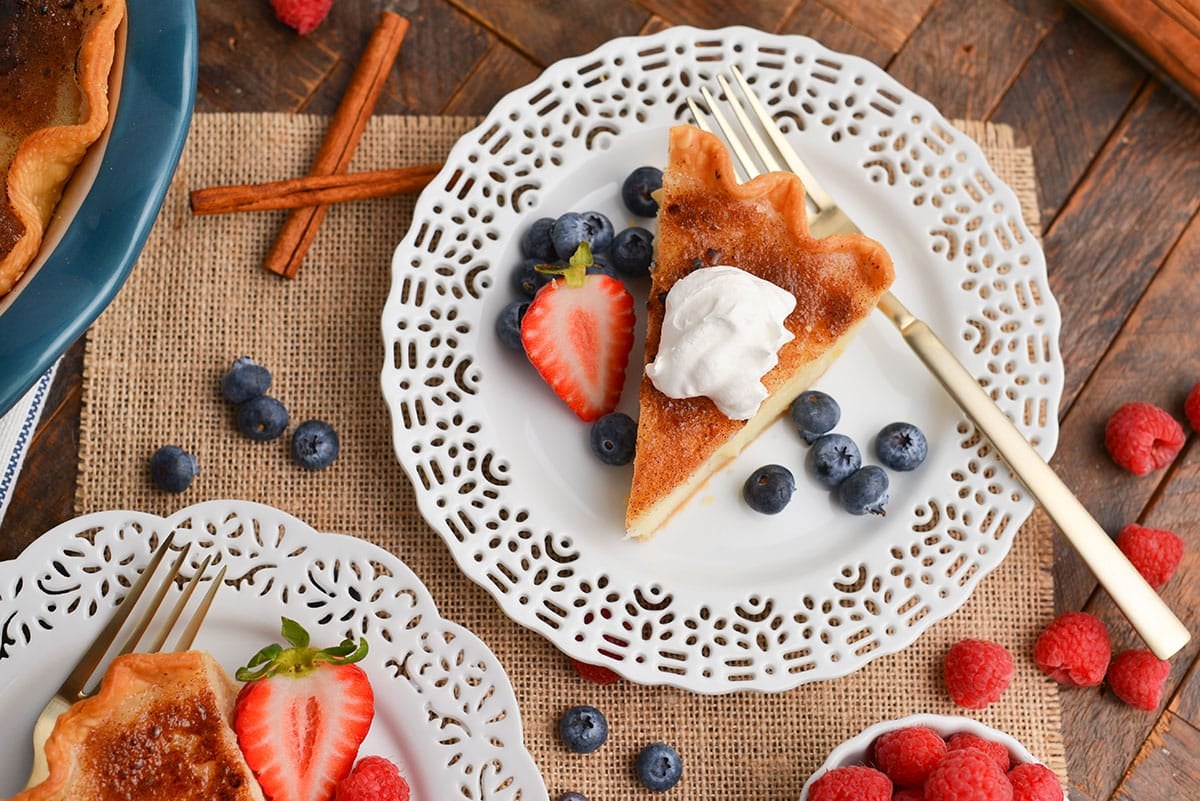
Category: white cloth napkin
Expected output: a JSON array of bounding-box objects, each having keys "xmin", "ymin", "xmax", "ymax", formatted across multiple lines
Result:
[{"xmin": 0, "ymin": 361, "xmax": 59, "ymax": 527}]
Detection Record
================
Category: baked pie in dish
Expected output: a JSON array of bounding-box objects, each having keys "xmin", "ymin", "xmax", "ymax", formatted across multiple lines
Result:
[
  {"xmin": 625, "ymin": 125, "xmax": 895, "ymax": 541},
  {"xmin": 0, "ymin": 0, "xmax": 124, "ymax": 299}
]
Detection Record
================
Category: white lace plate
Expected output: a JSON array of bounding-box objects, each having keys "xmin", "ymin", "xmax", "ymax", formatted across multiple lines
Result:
[
  {"xmin": 381, "ymin": 26, "xmax": 1062, "ymax": 694},
  {"xmin": 0, "ymin": 501, "xmax": 547, "ymax": 801}
]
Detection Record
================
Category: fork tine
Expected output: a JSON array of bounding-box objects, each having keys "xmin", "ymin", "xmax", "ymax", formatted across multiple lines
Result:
[
  {"xmin": 108, "ymin": 541, "xmax": 193, "ymax": 663},
  {"xmin": 172, "ymin": 564, "xmax": 225, "ymax": 651},
  {"xmin": 144, "ymin": 553, "xmax": 214, "ymax": 653},
  {"xmin": 696, "ymin": 86, "xmax": 760, "ymax": 181},
  {"xmin": 57, "ymin": 533, "xmax": 178, "ymax": 701},
  {"xmin": 727, "ymin": 66, "xmax": 834, "ymax": 212},
  {"xmin": 715, "ymin": 74, "xmax": 784, "ymax": 174}
]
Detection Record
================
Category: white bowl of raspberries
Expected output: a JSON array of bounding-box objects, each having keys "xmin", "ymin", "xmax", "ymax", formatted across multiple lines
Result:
[{"xmin": 799, "ymin": 714, "xmax": 1065, "ymax": 801}]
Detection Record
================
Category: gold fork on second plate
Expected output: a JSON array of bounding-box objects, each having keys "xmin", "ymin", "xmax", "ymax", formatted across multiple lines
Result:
[
  {"xmin": 687, "ymin": 67, "xmax": 1189, "ymax": 660},
  {"xmin": 25, "ymin": 533, "xmax": 226, "ymax": 788}
]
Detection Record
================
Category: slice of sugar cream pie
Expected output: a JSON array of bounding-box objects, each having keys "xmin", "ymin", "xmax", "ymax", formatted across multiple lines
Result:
[
  {"xmin": 14, "ymin": 650, "xmax": 265, "ymax": 801},
  {"xmin": 625, "ymin": 125, "xmax": 895, "ymax": 541},
  {"xmin": 0, "ymin": 0, "xmax": 124, "ymax": 299}
]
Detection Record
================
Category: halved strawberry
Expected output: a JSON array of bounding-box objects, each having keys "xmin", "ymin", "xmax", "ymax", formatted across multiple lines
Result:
[
  {"xmin": 520, "ymin": 244, "xmax": 635, "ymax": 421},
  {"xmin": 234, "ymin": 618, "xmax": 374, "ymax": 801}
]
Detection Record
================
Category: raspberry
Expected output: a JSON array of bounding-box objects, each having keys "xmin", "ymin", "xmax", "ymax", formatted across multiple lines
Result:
[
  {"xmin": 1007, "ymin": 763, "xmax": 1062, "ymax": 801},
  {"xmin": 1116, "ymin": 523, "xmax": 1184, "ymax": 589},
  {"xmin": 570, "ymin": 657, "xmax": 621, "ymax": 685},
  {"xmin": 1186, "ymin": 382, "xmax": 1200, "ymax": 431},
  {"xmin": 1033, "ymin": 612, "xmax": 1110, "ymax": 687},
  {"xmin": 269, "ymin": 0, "xmax": 333, "ymax": 35},
  {"xmin": 334, "ymin": 756, "xmax": 410, "ymax": 801},
  {"xmin": 808, "ymin": 765, "xmax": 892, "ymax": 801},
  {"xmin": 944, "ymin": 639, "xmax": 1015, "ymax": 709},
  {"xmin": 1107, "ymin": 649, "xmax": 1171, "ymax": 710},
  {"xmin": 1104, "ymin": 402, "xmax": 1184, "ymax": 475},
  {"xmin": 893, "ymin": 790, "xmax": 927, "ymax": 801},
  {"xmin": 924, "ymin": 749, "xmax": 1013, "ymax": 801},
  {"xmin": 946, "ymin": 732, "xmax": 1011, "ymax": 772},
  {"xmin": 872, "ymin": 726, "xmax": 947, "ymax": 787}
]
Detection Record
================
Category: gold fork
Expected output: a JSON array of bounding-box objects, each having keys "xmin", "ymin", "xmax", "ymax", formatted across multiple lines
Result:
[
  {"xmin": 25, "ymin": 533, "xmax": 226, "ymax": 788},
  {"xmin": 688, "ymin": 67, "xmax": 1190, "ymax": 660}
]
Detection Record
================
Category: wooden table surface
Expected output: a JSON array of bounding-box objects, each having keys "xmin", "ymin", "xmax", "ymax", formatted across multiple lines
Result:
[{"xmin": 3, "ymin": 2, "xmax": 1198, "ymax": 799}]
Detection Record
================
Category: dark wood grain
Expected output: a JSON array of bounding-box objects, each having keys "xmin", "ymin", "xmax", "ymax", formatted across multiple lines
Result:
[
  {"xmin": 633, "ymin": 0, "xmax": 800, "ymax": 30},
  {"xmin": 820, "ymin": 0, "xmax": 939, "ymax": 51},
  {"xmin": 446, "ymin": 0, "xmax": 653, "ymax": 64},
  {"xmin": 1110, "ymin": 713, "xmax": 1200, "ymax": 799},
  {"xmin": 779, "ymin": 0, "xmax": 896, "ymax": 66},
  {"xmin": 0, "ymin": 339, "xmax": 83, "ymax": 562},
  {"xmin": 441, "ymin": 41, "xmax": 542, "ymax": 116},
  {"xmin": 3, "ymin": 2, "xmax": 1200, "ymax": 799},
  {"xmin": 1040, "ymin": 82, "xmax": 1200, "ymax": 409},
  {"xmin": 888, "ymin": 0, "xmax": 1048, "ymax": 119},
  {"xmin": 990, "ymin": 8, "xmax": 1145, "ymax": 224}
]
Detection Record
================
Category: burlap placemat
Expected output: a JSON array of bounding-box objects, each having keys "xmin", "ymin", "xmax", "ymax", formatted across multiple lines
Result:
[{"xmin": 77, "ymin": 113, "xmax": 1066, "ymax": 799}]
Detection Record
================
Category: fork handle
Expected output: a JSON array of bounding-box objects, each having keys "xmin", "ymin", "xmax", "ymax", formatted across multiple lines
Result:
[{"xmin": 877, "ymin": 291, "xmax": 1191, "ymax": 660}]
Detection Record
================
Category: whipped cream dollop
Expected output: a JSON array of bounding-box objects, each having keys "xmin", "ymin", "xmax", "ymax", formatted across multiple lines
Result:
[{"xmin": 646, "ymin": 265, "xmax": 796, "ymax": 420}]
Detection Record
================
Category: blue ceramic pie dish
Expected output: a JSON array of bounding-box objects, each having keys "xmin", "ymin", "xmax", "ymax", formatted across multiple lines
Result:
[{"xmin": 0, "ymin": 0, "xmax": 197, "ymax": 416}]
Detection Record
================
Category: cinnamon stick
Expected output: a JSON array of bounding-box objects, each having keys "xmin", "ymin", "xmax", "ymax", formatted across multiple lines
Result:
[
  {"xmin": 263, "ymin": 11, "xmax": 410, "ymax": 278},
  {"xmin": 189, "ymin": 164, "xmax": 440, "ymax": 215}
]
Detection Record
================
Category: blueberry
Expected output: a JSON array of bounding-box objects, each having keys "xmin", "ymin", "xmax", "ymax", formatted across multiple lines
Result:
[
  {"xmin": 580, "ymin": 211, "xmax": 614, "ymax": 253},
  {"xmin": 610, "ymin": 227, "xmax": 654, "ymax": 277},
  {"xmin": 586, "ymin": 253, "xmax": 621, "ymax": 281},
  {"xmin": 495, "ymin": 299, "xmax": 529, "ymax": 350},
  {"xmin": 875, "ymin": 421, "xmax": 928, "ymax": 471},
  {"xmin": 838, "ymin": 465, "xmax": 890, "ymax": 515},
  {"xmin": 237, "ymin": 395, "xmax": 289, "ymax": 441},
  {"xmin": 742, "ymin": 464, "xmax": 795, "ymax": 514},
  {"xmin": 559, "ymin": 705, "xmax": 608, "ymax": 754},
  {"xmin": 520, "ymin": 216, "xmax": 558, "ymax": 261},
  {"xmin": 149, "ymin": 445, "xmax": 198, "ymax": 493},
  {"xmin": 590, "ymin": 412, "xmax": 636, "ymax": 466},
  {"xmin": 622, "ymin": 166, "xmax": 663, "ymax": 217},
  {"xmin": 291, "ymin": 419, "xmax": 339, "ymax": 470},
  {"xmin": 551, "ymin": 211, "xmax": 614, "ymax": 260},
  {"xmin": 789, "ymin": 390, "xmax": 841, "ymax": 443},
  {"xmin": 555, "ymin": 794, "xmax": 589, "ymax": 801},
  {"xmin": 806, "ymin": 433, "xmax": 861, "ymax": 487},
  {"xmin": 512, "ymin": 257, "xmax": 553, "ymax": 298},
  {"xmin": 220, "ymin": 357, "xmax": 272, "ymax": 404},
  {"xmin": 635, "ymin": 742, "xmax": 683, "ymax": 792}
]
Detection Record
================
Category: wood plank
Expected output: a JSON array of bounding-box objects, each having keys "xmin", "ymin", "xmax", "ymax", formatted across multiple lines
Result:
[
  {"xmin": 1172, "ymin": 652, "xmax": 1200, "ymax": 728},
  {"xmin": 1071, "ymin": 0, "xmax": 1200, "ymax": 107},
  {"xmin": 1003, "ymin": 0, "xmax": 1069, "ymax": 23},
  {"xmin": 300, "ymin": 3, "xmax": 494, "ymax": 115},
  {"xmin": 0, "ymin": 340, "xmax": 83, "ymax": 562},
  {"xmin": 441, "ymin": 42, "xmax": 543, "ymax": 116},
  {"xmin": 197, "ymin": 1, "xmax": 341, "ymax": 113},
  {"xmin": 633, "ymin": 0, "xmax": 801, "ymax": 31},
  {"xmin": 1110, "ymin": 713, "xmax": 1200, "ymax": 800},
  {"xmin": 990, "ymin": 8, "xmax": 1145, "ymax": 226},
  {"xmin": 887, "ymin": 0, "xmax": 1047, "ymax": 119},
  {"xmin": 1046, "ymin": 205, "xmax": 1200, "ymax": 614},
  {"xmin": 818, "ymin": 0, "xmax": 938, "ymax": 52},
  {"xmin": 779, "ymin": 0, "xmax": 896, "ymax": 66},
  {"xmin": 446, "ymin": 0, "xmax": 652, "ymax": 65},
  {"xmin": 1039, "ymin": 81, "xmax": 1200, "ymax": 409}
]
